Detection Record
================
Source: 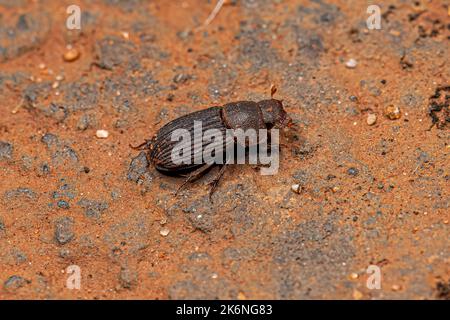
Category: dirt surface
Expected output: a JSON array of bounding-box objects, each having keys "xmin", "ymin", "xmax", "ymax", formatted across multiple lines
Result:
[{"xmin": 0, "ymin": 0, "xmax": 448, "ymax": 300}]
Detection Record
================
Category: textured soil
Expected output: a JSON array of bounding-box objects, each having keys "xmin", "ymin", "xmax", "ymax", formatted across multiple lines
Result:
[{"xmin": 0, "ymin": 0, "xmax": 448, "ymax": 300}]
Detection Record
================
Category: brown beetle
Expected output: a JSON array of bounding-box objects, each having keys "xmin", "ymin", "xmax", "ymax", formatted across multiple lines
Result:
[{"xmin": 132, "ymin": 86, "xmax": 291, "ymax": 198}]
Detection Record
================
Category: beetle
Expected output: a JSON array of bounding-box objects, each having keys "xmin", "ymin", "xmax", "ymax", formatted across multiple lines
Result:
[{"xmin": 131, "ymin": 86, "xmax": 291, "ymax": 198}]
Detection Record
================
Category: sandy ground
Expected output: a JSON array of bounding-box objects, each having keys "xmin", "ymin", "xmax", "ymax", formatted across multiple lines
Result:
[{"xmin": 0, "ymin": 0, "xmax": 448, "ymax": 299}]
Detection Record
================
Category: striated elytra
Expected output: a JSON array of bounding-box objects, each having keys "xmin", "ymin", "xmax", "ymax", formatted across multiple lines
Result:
[{"xmin": 131, "ymin": 87, "xmax": 291, "ymax": 198}]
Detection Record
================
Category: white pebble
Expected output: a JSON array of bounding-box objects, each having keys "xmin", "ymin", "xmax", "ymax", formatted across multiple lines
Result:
[
  {"xmin": 345, "ymin": 59, "xmax": 357, "ymax": 68},
  {"xmin": 160, "ymin": 227, "xmax": 170, "ymax": 237},
  {"xmin": 367, "ymin": 113, "xmax": 377, "ymax": 126},
  {"xmin": 96, "ymin": 129, "xmax": 109, "ymax": 138},
  {"xmin": 291, "ymin": 184, "xmax": 301, "ymax": 194}
]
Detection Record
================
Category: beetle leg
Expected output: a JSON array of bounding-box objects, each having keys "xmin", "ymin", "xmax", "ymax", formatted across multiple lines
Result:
[
  {"xmin": 129, "ymin": 139, "xmax": 153, "ymax": 150},
  {"xmin": 175, "ymin": 164, "xmax": 214, "ymax": 196},
  {"xmin": 208, "ymin": 164, "xmax": 228, "ymax": 200},
  {"xmin": 144, "ymin": 152, "xmax": 152, "ymax": 167}
]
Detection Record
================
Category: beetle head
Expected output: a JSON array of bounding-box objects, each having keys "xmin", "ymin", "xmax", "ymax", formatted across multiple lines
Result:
[{"xmin": 257, "ymin": 99, "xmax": 291, "ymax": 129}]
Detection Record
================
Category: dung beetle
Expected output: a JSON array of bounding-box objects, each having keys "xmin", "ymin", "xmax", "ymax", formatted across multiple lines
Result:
[{"xmin": 131, "ymin": 86, "xmax": 291, "ymax": 198}]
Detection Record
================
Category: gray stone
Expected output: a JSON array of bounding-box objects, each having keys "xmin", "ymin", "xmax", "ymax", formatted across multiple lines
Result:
[
  {"xmin": 3, "ymin": 275, "xmax": 30, "ymax": 290},
  {"xmin": 127, "ymin": 152, "xmax": 149, "ymax": 183},
  {"xmin": 119, "ymin": 267, "xmax": 138, "ymax": 289},
  {"xmin": 78, "ymin": 199, "xmax": 109, "ymax": 218},
  {"xmin": 0, "ymin": 141, "xmax": 13, "ymax": 161},
  {"xmin": 54, "ymin": 217, "xmax": 74, "ymax": 245}
]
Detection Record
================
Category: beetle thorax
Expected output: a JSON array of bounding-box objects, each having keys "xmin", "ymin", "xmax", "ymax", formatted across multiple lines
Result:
[
  {"xmin": 257, "ymin": 99, "xmax": 288, "ymax": 128},
  {"xmin": 221, "ymin": 101, "xmax": 266, "ymax": 131}
]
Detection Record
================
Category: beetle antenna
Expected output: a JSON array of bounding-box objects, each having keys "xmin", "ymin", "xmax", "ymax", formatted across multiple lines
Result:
[{"xmin": 270, "ymin": 84, "xmax": 277, "ymax": 98}]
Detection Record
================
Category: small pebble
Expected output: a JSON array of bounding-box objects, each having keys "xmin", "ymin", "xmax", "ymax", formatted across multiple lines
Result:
[
  {"xmin": 160, "ymin": 227, "xmax": 170, "ymax": 237},
  {"xmin": 347, "ymin": 167, "xmax": 359, "ymax": 176},
  {"xmin": 54, "ymin": 217, "xmax": 74, "ymax": 245},
  {"xmin": 350, "ymin": 272, "xmax": 359, "ymax": 280},
  {"xmin": 291, "ymin": 184, "xmax": 301, "ymax": 194},
  {"xmin": 352, "ymin": 289, "xmax": 363, "ymax": 300},
  {"xmin": 0, "ymin": 141, "xmax": 13, "ymax": 160},
  {"xmin": 391, "ymin": 284, "xmax": 401, "ymax": 291},
  {"xmin": 345, "ymin": 58, "xmax": 357, "ymax": 69},
  {"xmin": 63, "ymin": 48, "xmax": 80, "ymax": 62},
  {"xmin": 332, "ymin": 186, "xmax": 340, "ymax": 193},
  {"xmin": 96, "ymin": 130, "xmax": 109, "ymax": 139},
  {"xmin": 166, "ymin": 93, "xmax": 175, "ymax": 102},
  {"xmin": 59, "ymin": 248, "xmax": 71, "ymax": 259},
  {"xmin": 384, "ymin": 105, "xmax": 401, "ymax": 120},
  {"xmin": 57, "ymin": 200, "xmax": 70, "ymax": 209},
  {"xmin": 173, "ymin": 73, "xmax": 191, "ymax": 84},
  {"xmin": 367, "ymin": 113, "xmax": 377, "ymax": 125},
  {"xmin": 237, "ymin": 292, "xmax": 247, "ymax": 300}
]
